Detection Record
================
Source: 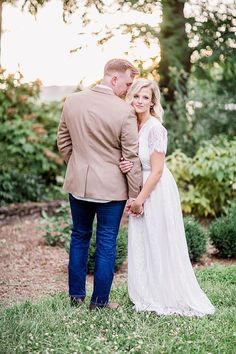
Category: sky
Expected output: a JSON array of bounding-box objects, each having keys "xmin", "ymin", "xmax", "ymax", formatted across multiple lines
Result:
[{"xmin": 2, "ymin": 0, "xmax": 161, "ymax": 86}]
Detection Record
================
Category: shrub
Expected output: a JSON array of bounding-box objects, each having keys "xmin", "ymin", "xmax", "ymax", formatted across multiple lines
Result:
[
  {"xmin": 163, "ymin": 69, "xmax": 236, "ymax": 156},
  {"xmin": 0, "ymin": 69, "xmax": 65, "ymax": 204},
  {"xmin": 167, "ymin": 136, "xmax": 236, "ymax": 217},
  {"xmin": 42, "ymin": 204, "xmax": 71, "ymax": 250},
  {"xmin": 209, "ymin": 207, "xmax": 236, "ymax": 258},
  {"xmin": 42, "ymin": 204, "xmax": 128, "ymax": 273},
  {"xmin": 0, "ymin": 170, "xmax": 46, "ymax": 204},
  {"xmin": 184, "ymin": 216, "xmax": 208, "ymax": 262}
]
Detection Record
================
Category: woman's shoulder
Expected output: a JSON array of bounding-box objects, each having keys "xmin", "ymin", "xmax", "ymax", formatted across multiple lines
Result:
[{"xmin": 149, "ymin": 117, "xmax": 167, "ymax": 135}]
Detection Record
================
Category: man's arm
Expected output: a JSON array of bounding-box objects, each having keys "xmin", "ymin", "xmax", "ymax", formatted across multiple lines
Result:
[
  {"xmin": 120, "ymin": 108, "xmax": 142, "ymax": 198},
  {"xmin": 57, "ymin": 99, "xmax": 72, "ymax": 164}
]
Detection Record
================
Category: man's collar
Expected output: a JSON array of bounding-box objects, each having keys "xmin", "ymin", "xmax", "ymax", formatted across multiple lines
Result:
[
  {"xmin": 91, "ymin": 84, "xmax": 114, "ymax": 95},
  {"xmin": 96, "ymin": 84, "xmax": 113, "ymax": 91}
]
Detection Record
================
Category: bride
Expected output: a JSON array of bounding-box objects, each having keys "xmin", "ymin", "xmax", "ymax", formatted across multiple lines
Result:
[{"xmin": 120, "ymin": 78, "xmax": 215, "ymax": 317}]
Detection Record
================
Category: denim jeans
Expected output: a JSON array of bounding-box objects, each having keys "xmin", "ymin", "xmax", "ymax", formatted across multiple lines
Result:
[{"xmin": 68, "ymin": 194, "xmax": 126, "ymax": 307}]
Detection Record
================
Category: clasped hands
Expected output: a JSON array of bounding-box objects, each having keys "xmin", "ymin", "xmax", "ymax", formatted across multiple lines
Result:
[
  {"xmin": 119, "ymin": 158, "xmax": 144, "ymax": 217},
  {"xmin": 126, "ymin": 198, "xmax": 144, "ymax": 217}
]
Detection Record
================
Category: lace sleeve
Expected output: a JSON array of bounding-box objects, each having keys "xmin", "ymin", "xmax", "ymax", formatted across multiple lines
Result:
[{"xmin": 148, "ymin": 124, "xmax": 167, "ymax": 155}]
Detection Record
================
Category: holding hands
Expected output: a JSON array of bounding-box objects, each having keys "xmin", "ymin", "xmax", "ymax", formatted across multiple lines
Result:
[
  {"xmin": 119, "ymin": 158, "xmax": 144, "ymax": 217},
  {"xmin": 126, "ymin": 198, "xmax": 144, "ymax": 217}
]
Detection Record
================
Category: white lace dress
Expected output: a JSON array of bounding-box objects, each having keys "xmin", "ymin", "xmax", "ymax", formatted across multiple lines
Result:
[{"xmin": 128, "ymin": 117, "xmax": 215, "ymax": 317}]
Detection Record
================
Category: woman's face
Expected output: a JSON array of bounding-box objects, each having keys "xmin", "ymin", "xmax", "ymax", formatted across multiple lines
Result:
[{"xmin": 132, "ymin": 86, "xmax": 153, "ymax": 115}]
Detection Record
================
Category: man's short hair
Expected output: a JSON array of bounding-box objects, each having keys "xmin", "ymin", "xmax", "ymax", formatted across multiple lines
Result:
[{"xmin": 104, "ymin": 59, "xmax": 139, "ymax": 77}]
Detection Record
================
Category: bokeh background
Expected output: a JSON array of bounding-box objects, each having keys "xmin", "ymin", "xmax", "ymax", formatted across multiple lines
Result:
[{"xmin": 1, "ymin": 0, "xmax": 235, "ymax": 218}]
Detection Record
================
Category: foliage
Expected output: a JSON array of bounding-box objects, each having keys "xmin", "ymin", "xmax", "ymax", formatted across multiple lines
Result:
[
  {"xmin": 42, "ymin": 204, "xmax": 71, "ymax": 250},
  {"xmin": 0, "ymin": 69, "xmax": 65, "ymax": 204},
  {"xmin": 209, "ymin": 206, "xmax": 236, "ymax": 259},
  {"xmin": 163, "ymin": 68, "xmax": 236, "ymax": 156},
  {"xmin": 163, "ymin": 68, "xmax": 193, "ymax": 155},
  {"xmin": 187, "ymin": 78, "xmax": 236, "ymax": 144},
  {"xmin": 1, "ymin": 1, "xmax": 235, "ymax": 205},
  {"xmin": 1, "ymin": 0, "xmax": 78, "ymax": 18},
  {"xmin": 187, "ymin": 0, "xmax": 236, "ymax": 96},
  {"xmin": 0, "ymin": 170, "xmax": 46, "ymax": 204},
  {"xmin": 42, "ymin": 204, "xmax": 128, "ymax": 273},
  {"xmin": 166, "ymin": 136, "xmax": 236, "ymax": 217},
  {"xmin": 1, "ymin": 266, "xmax": 235, "ymax": 353},
  {"xmin": 184, "ymin": 216, "xmax": 208, "ymax": 262}
]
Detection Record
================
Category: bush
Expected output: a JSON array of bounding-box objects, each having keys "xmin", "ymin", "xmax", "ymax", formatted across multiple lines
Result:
[
  {"xmin": 167, "ymin": 136, "xmax": 236, "ymax": 217},
  {"xmin": 163, "ymin": 69, "xmax": 236, "ymax": 157},
  {"xmin": 0, "ymin": 69, "xmax": 65, "ymax": 204},
  {"xmin": 209, "ymin": 207, "xmax": 236, "ymax": 258},
  {"xmin": 184, "ymin": 216, "xmax": 208, "ymax": 262},
  {"xmin": 42, "ymin": 204, "xmax": 71, "ymax": 250},
  {"xmin": 0, "ymin": 170, "xmax": 47, "ymax": 204},
  {"xmin": 42, "ymin": 204, "xmax": 128, "ymax": 273}
]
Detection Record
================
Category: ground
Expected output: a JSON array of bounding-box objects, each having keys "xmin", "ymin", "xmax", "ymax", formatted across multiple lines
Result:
[
  {"xmin": 0, "ymin": 215, "xmax": 127, "ymax": 307},
  {"xmin": 0, "ymin": 215, "xmax": 235, "ymax": 307}
]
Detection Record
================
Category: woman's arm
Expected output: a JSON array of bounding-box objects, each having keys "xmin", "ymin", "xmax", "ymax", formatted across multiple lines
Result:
[{"xmin": 129, "ymin": 151, "xmax": 165, "ymax": 214}]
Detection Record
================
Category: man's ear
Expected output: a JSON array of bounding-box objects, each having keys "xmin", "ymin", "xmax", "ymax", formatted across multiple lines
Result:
[{"xmin": 111, "ymin": 76, "xmax": 118, "ymax": 86}]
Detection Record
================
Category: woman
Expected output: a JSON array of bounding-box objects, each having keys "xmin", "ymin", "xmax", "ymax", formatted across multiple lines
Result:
[{"xmin": 120, "ymin": 79, "xmax": 215, "ymax": 316}]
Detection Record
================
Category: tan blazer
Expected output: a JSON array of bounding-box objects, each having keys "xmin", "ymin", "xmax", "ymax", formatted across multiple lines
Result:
[{"xmin": 57, "ymin": 86, "xmax": 142, "ymax": 200}]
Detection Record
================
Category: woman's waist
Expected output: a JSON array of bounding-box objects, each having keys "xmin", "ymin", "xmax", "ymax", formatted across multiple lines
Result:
[
  {"xmin": 142, "ymin": 164, "xmax": 168, "ymax": 173},
  {"xmin": 142, "ymin": 165, "xmax": 171, "ymax": 182}
]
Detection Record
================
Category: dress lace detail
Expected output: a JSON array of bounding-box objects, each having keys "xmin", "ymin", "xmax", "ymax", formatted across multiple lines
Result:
[
  {"xmin": 128, "ymin": 117, "xmax": 215, "ymax": 317},
  {"xmin": 133, "ymin": 301, "xmax": 212, "ymax": 317},
  {"xmin": 148, "ymin": 123, "xmax": 167, "ymax": 154}
]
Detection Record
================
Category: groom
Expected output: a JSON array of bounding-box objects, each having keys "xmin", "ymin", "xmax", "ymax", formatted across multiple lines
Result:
[{"xmin": 57, "ymin": 58, "xmax": 142, "ymax": 310}]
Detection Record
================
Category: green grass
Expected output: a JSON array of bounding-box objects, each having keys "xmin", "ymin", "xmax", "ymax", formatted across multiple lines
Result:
[{"xmin": 0, "ymin": 265, "xmax": 235, "ymax": 354}]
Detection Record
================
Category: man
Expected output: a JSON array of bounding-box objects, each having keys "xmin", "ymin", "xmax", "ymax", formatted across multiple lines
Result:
[{"xmin": 57, "ymin": 58, "xmax": 142, "ymax": 310}]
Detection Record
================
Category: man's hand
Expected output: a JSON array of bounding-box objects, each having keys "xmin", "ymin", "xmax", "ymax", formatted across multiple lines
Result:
[
  {"xmin": 126, "ymin": 198, "xmax": 135, "ymax": 210},
  {"xmin": 126, "ymin": 198, "xmax": 144, "ymax": 217}
]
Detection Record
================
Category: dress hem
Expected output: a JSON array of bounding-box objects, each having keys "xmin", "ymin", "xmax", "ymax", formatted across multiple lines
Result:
[{"xmin": 133, "ymin": 302, "xmax": 215, "ymax": 317}]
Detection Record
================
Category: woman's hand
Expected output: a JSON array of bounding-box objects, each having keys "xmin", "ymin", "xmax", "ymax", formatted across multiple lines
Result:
[
  {"xmin": 126, "ymin": 198, "xmax": 144, "ymax": 217},
  {"xmin": 119, "ymin": 158, "xmax": 133, "ymax": 174}
]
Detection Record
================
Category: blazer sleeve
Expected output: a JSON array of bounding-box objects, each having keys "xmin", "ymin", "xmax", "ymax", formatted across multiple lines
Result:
[
  {"xmin": 121, "ymin": 108, "xmax": 142, "ymax": 198},
  {"xmin": 57, "ymin": 99, "xmax": 72, "ymax": 164}
]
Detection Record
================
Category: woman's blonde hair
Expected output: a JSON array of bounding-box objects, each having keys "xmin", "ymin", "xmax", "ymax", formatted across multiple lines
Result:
[{"xmin": 127, "ymin": 78, "xmax": 164, "ymax": 123}]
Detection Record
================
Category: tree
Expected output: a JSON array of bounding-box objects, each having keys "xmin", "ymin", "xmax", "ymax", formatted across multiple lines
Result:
[
  {"xmin": 159, "ymin": 0, "xmax": 191, "ymax": 101},
  {"xmin": 0, "ymin": 0, "xmax": 192, "ymax": 101},
  {"xmin": 187, "ymin": 0, "xmax": 236, "ymax": 95},
  {"xmin": 1, "ymin": 0, "xmax": 235, "ymax": 100}
]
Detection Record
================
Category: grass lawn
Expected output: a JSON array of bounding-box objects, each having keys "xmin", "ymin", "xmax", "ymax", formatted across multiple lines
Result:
[{"xmin": 0, "ymin": 265, "xmax": 235, "ymax": 354}]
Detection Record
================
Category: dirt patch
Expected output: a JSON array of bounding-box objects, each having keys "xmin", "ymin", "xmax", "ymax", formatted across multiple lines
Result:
[
  {"xmin": 0, "ymin": 214, "xmax": 235, "ymax": 307},
  {"xmin": 0, "ymin": 215, "xmax": 67, "ymax": 307},
  {"xmin": 0, "ymin": 215, "xmax": 128, "ymax": 307}
]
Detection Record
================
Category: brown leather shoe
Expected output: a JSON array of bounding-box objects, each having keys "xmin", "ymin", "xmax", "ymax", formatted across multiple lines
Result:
[
  {"xmin": 106, "ymin": 302, "xmax": 120, "ymax": 310},
  {"xmin": 89, "ymin": 302, "xmax": 120, "ymax": 311},
  {"xmin": 70, "ymin": 297, "xmax": 84, "ymax": 307}
]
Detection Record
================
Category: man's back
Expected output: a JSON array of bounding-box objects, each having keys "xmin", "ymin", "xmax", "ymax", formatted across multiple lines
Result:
[{"xmin": 57, "ymin": 85, "xmax": 142, "ymax": 200}]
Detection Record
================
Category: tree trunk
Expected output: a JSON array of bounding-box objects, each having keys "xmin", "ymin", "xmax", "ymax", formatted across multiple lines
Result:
[
  {"xmin": 159, "ymin": 0, "xmax": 191, "ymax": 102},
  {"xmin": 0, "ymin": 0, "xmax": 2, "ymax": 66}
]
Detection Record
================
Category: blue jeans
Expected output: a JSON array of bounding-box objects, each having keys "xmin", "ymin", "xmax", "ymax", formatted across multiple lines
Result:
[{"xmin": 68, "ymin": 194, "xmax": 126, "ymax": 307}]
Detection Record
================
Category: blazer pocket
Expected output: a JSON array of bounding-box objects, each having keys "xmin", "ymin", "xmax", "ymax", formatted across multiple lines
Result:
[{"xmin": 77, "ymin": 164, "xmax": 89, "ymax": 196}]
